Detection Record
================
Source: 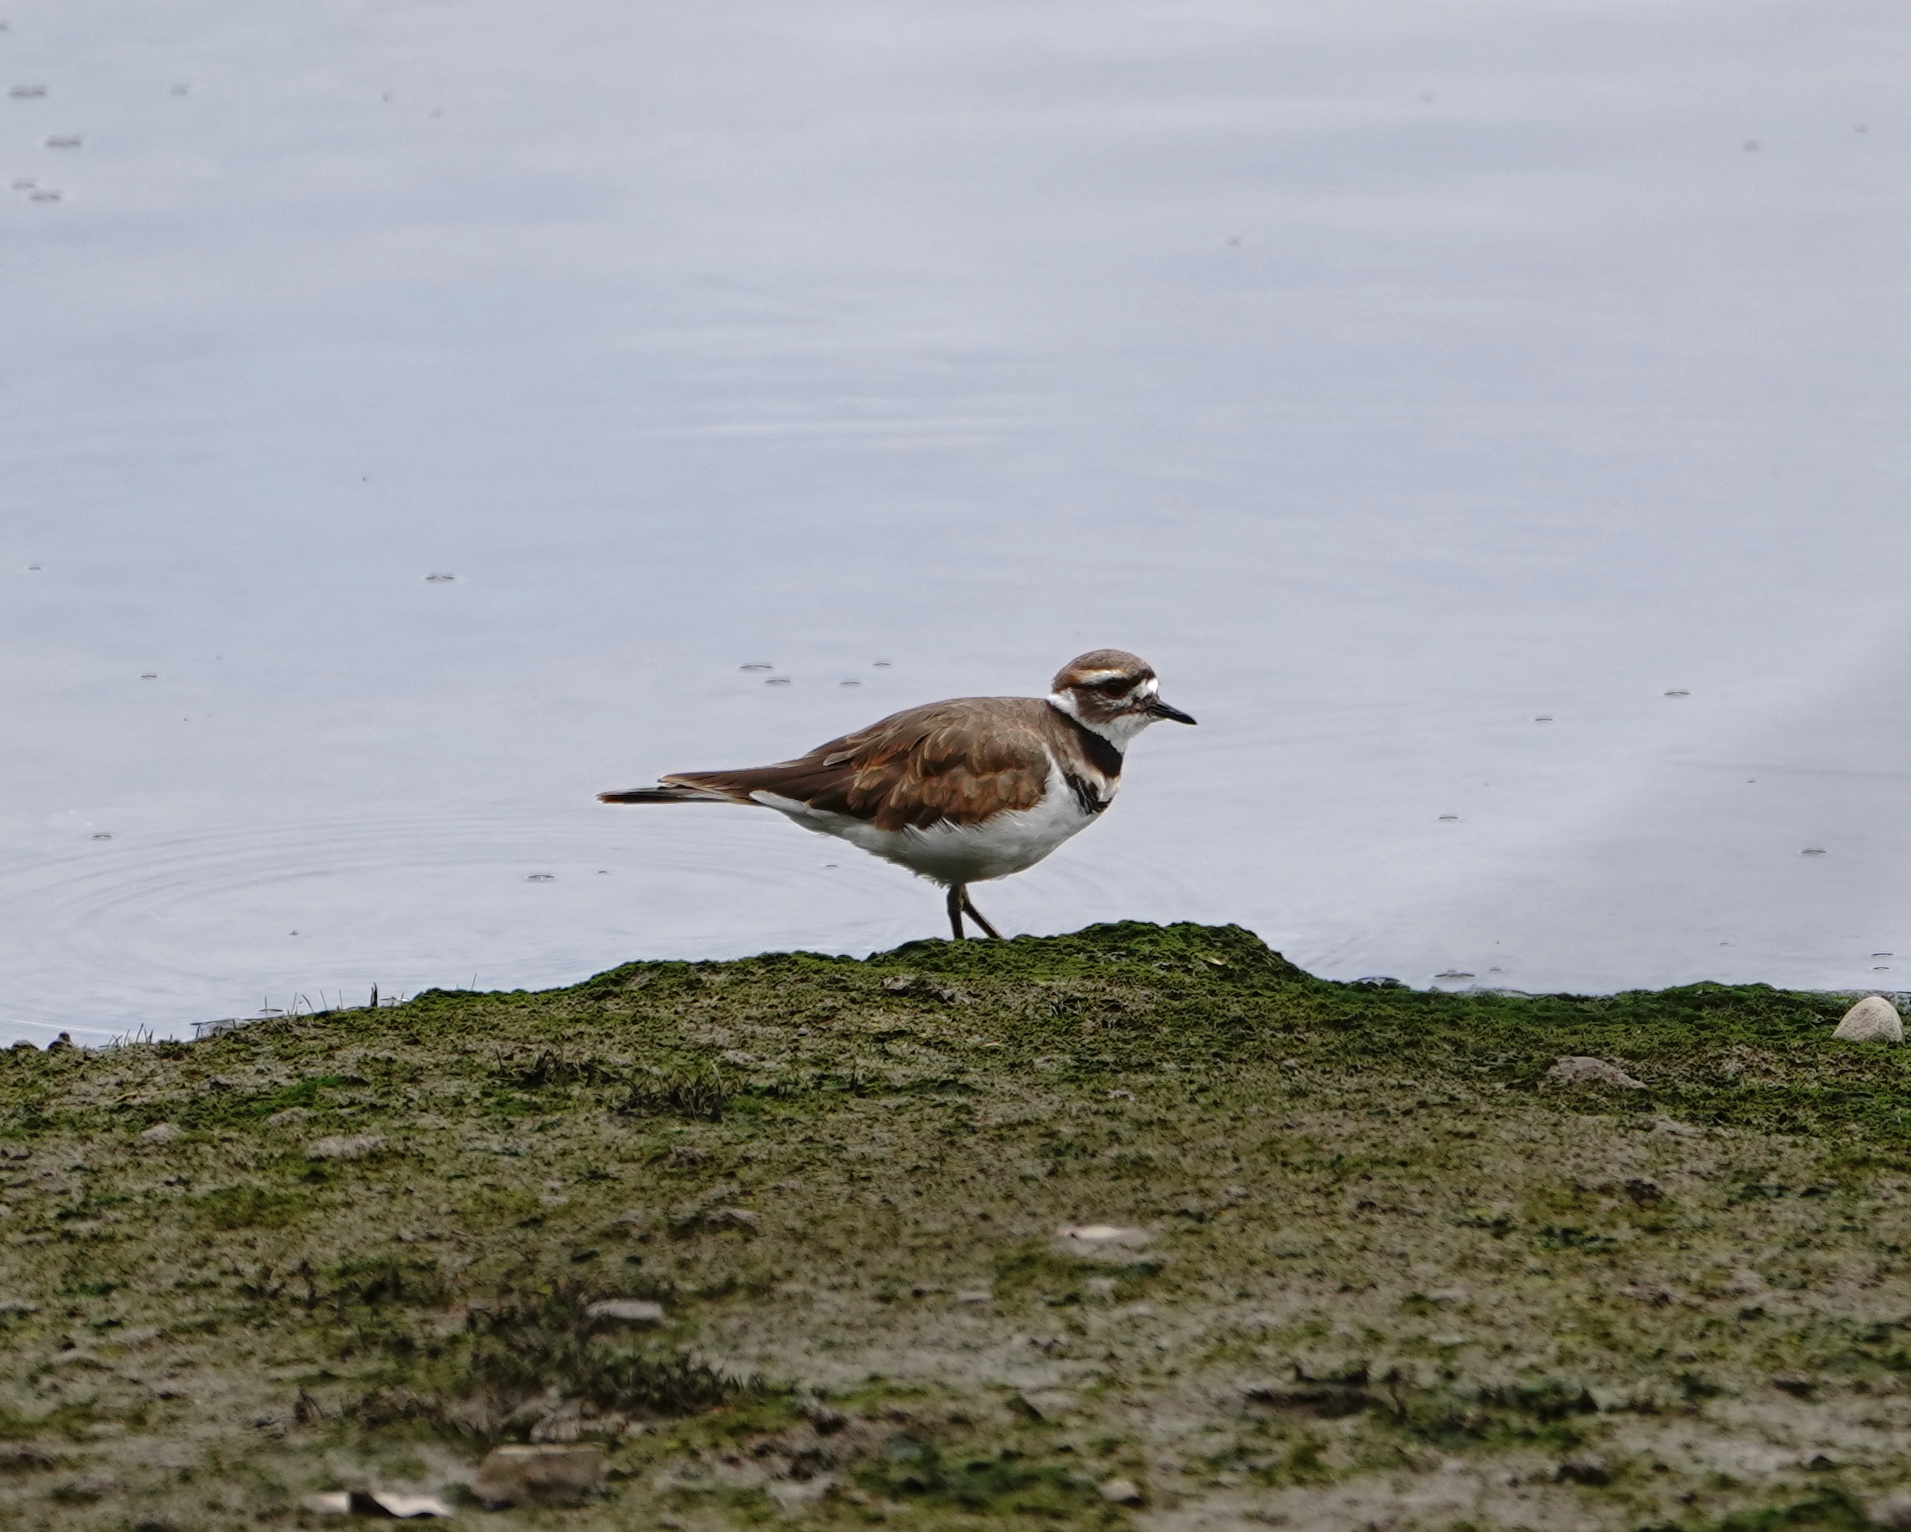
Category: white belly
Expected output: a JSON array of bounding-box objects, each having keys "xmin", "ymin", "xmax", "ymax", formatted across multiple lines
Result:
[{"xmin": 753, "ymin": 767, "xmax": 1102, "ymax": 885}]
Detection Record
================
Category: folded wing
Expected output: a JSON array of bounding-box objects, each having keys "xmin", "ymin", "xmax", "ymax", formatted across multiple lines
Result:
[{"xmin": 600, "ymin": 697, "xmax": 1057, "ymax": 830}]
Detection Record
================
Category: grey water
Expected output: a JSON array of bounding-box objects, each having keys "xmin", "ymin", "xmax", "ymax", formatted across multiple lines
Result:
[{"xmin": 6, "ymin": 0, "xmax": 1911, "ymax": 1045}]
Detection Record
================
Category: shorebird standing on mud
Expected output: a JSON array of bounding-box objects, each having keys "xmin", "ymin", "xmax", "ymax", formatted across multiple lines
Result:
[{"xmin": 598, "ymin": 650, "xmax": 1197, "ymax": 939}]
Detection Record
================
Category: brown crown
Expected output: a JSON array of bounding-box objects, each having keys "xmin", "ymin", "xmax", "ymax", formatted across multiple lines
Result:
[{"xmin": 1051, "ymin": 649, "xmax": 1155, "ymax": 693}]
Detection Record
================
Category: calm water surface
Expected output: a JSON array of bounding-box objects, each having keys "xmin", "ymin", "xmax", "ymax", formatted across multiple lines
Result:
[{"xmin": 6, "ymin": 1, "xmax": 1911, "ymax": 1043}]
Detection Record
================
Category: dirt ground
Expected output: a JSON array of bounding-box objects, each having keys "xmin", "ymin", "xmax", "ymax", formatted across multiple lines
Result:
[{"xmin": 4, "ymin": 921, "xmax": 1911, "ymax": 1531}]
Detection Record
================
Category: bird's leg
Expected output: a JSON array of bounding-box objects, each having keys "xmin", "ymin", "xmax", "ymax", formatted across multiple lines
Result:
[
  {"xmin": 946, "ymin": 884, "xmax": 966, "ymax": 940},
  {"xmin": 960, "ymin": 889, "xmax": 1003, "ymax": 939}
]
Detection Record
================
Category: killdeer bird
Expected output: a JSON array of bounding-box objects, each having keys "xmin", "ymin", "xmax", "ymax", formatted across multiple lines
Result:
[{"xmin": 599, "ymin": 650, "xmax": 1196, "ymax": 939}]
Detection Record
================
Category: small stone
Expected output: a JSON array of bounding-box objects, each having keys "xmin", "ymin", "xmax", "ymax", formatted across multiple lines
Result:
[
  {"xmin": 1545, "ymin": 1056, "xmax": 1645, "ymax": 1090},
  {"xmin": 1835, "ymin": 996, "xmax": 1903, "ymax": 1043},
  {"xmin": 306, "ymin": 1134, "xmax": 386, "ymax": 1161},
  {"xmin": 262, "ymin": 1107, "xmax": 312, "ymax": 1127},
  {"xmin": 1773, "ymin": 1373, "xmax": 1815, "ymax": 1398},
  {"xmin": 1056, "ymin": 1223, "xmax": 1151, "ymax": 1250},
  {"xmin": 301, "ymin": 1491, "xmax": 351, "ymax": 1515},
  {"xmin": 474, "ymin": 1444, "xmax": 605, "ymax": 1507},
  {"xmin": 1556, "ymin": 1454, "xmax": 1611, "ymax": 1486},
  {"xmin": 1424, "ymin": 1287, "xmax": 1469, "ymax": 1305},
  {"xmin": 363, "ymin": 1490, "xmax": 454, "ymax": 1517},
  {"xmin": 703, "ymin": 1207, "xmax": 760, "ymax": 1231},
  {"xmin": 1099, "ymin": 1477, "xmax": 1144, "ymax": 1505},
  {"xmin": 955, "ymin": 1289, "xmax": 992, "ymax": 1305},
  {"xmin": 135, "ymin": 1122, "xmax": 180, "ymax": 1146},
  {"xmin": 584, "ymin": 1298, "xmax": 666, "ymax": 1327}
]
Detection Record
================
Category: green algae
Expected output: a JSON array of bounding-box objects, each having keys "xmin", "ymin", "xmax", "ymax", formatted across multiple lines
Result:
[{"xmin": 3, "ymin": 922, "xmax": 1911, "ymax": 1529}]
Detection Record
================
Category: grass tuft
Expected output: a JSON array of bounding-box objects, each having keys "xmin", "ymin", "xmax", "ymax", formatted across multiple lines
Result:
[{"xmin": 618, "ymin": 1065, "xmax": 732, "ymax": 1121}]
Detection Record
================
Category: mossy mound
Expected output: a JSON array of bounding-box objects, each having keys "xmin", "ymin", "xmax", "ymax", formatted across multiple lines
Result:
[{"xmin": 3, "ymin": 922, "xmax": 1910, "ymax": 1530}]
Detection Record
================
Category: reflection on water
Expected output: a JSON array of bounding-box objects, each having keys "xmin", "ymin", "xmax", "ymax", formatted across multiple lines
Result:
[{"xmin": 5, "ymin": 0, "xmax": 1911, "ymax": 1043}]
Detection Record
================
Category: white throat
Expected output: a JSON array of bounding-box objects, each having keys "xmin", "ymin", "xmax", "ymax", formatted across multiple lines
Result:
[{"xmin": 1046, "ymin": 692, "xmax": 1156, "ymax": 751}]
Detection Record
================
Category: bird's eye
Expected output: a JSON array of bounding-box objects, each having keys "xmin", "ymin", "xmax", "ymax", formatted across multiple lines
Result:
[{"xmin": 1095, "ymin": 678, "xmax": 1133, "ymax": 696}]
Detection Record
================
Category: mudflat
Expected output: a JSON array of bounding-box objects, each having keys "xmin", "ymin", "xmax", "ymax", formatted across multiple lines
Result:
[{"xmin": 3, "ymin": 922, "xmax": 1908, "ymax": 1531}]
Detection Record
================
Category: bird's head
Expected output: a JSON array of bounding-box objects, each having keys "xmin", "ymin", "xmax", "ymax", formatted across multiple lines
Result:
[{"xmin": 1048, "ymin": 649, "xmax": 1197, "ymax": 748}]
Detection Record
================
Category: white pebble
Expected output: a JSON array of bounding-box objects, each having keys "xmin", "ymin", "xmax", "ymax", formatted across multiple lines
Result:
[
  {"xmin": 584, "ymin": 1298, "xmax": 666, "ymax": 1326},
  {"xmin": 1056, "ymin": 1223, "xmax": 1151, "ymax": 1249},
  {"xmin": 1834, "ymin": 995, "xmax": 1902, "ymax": 1043}
]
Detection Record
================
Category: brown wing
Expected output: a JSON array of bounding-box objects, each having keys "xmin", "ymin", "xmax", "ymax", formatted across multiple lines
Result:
[{"xmin": 659, "ymin": 697, "xmax": 1058, "ymax": 830}]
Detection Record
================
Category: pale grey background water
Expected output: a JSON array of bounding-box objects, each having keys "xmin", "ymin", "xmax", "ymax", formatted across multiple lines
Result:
[{"xmin": 5, "ymin": 0, "xmax": 1910, "ymax": 1044}]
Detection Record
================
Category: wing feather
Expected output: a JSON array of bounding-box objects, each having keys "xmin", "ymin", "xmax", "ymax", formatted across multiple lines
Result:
[{"xmin": 660, "ymin": 697, "xmax": 1057, "ymax": 830}]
